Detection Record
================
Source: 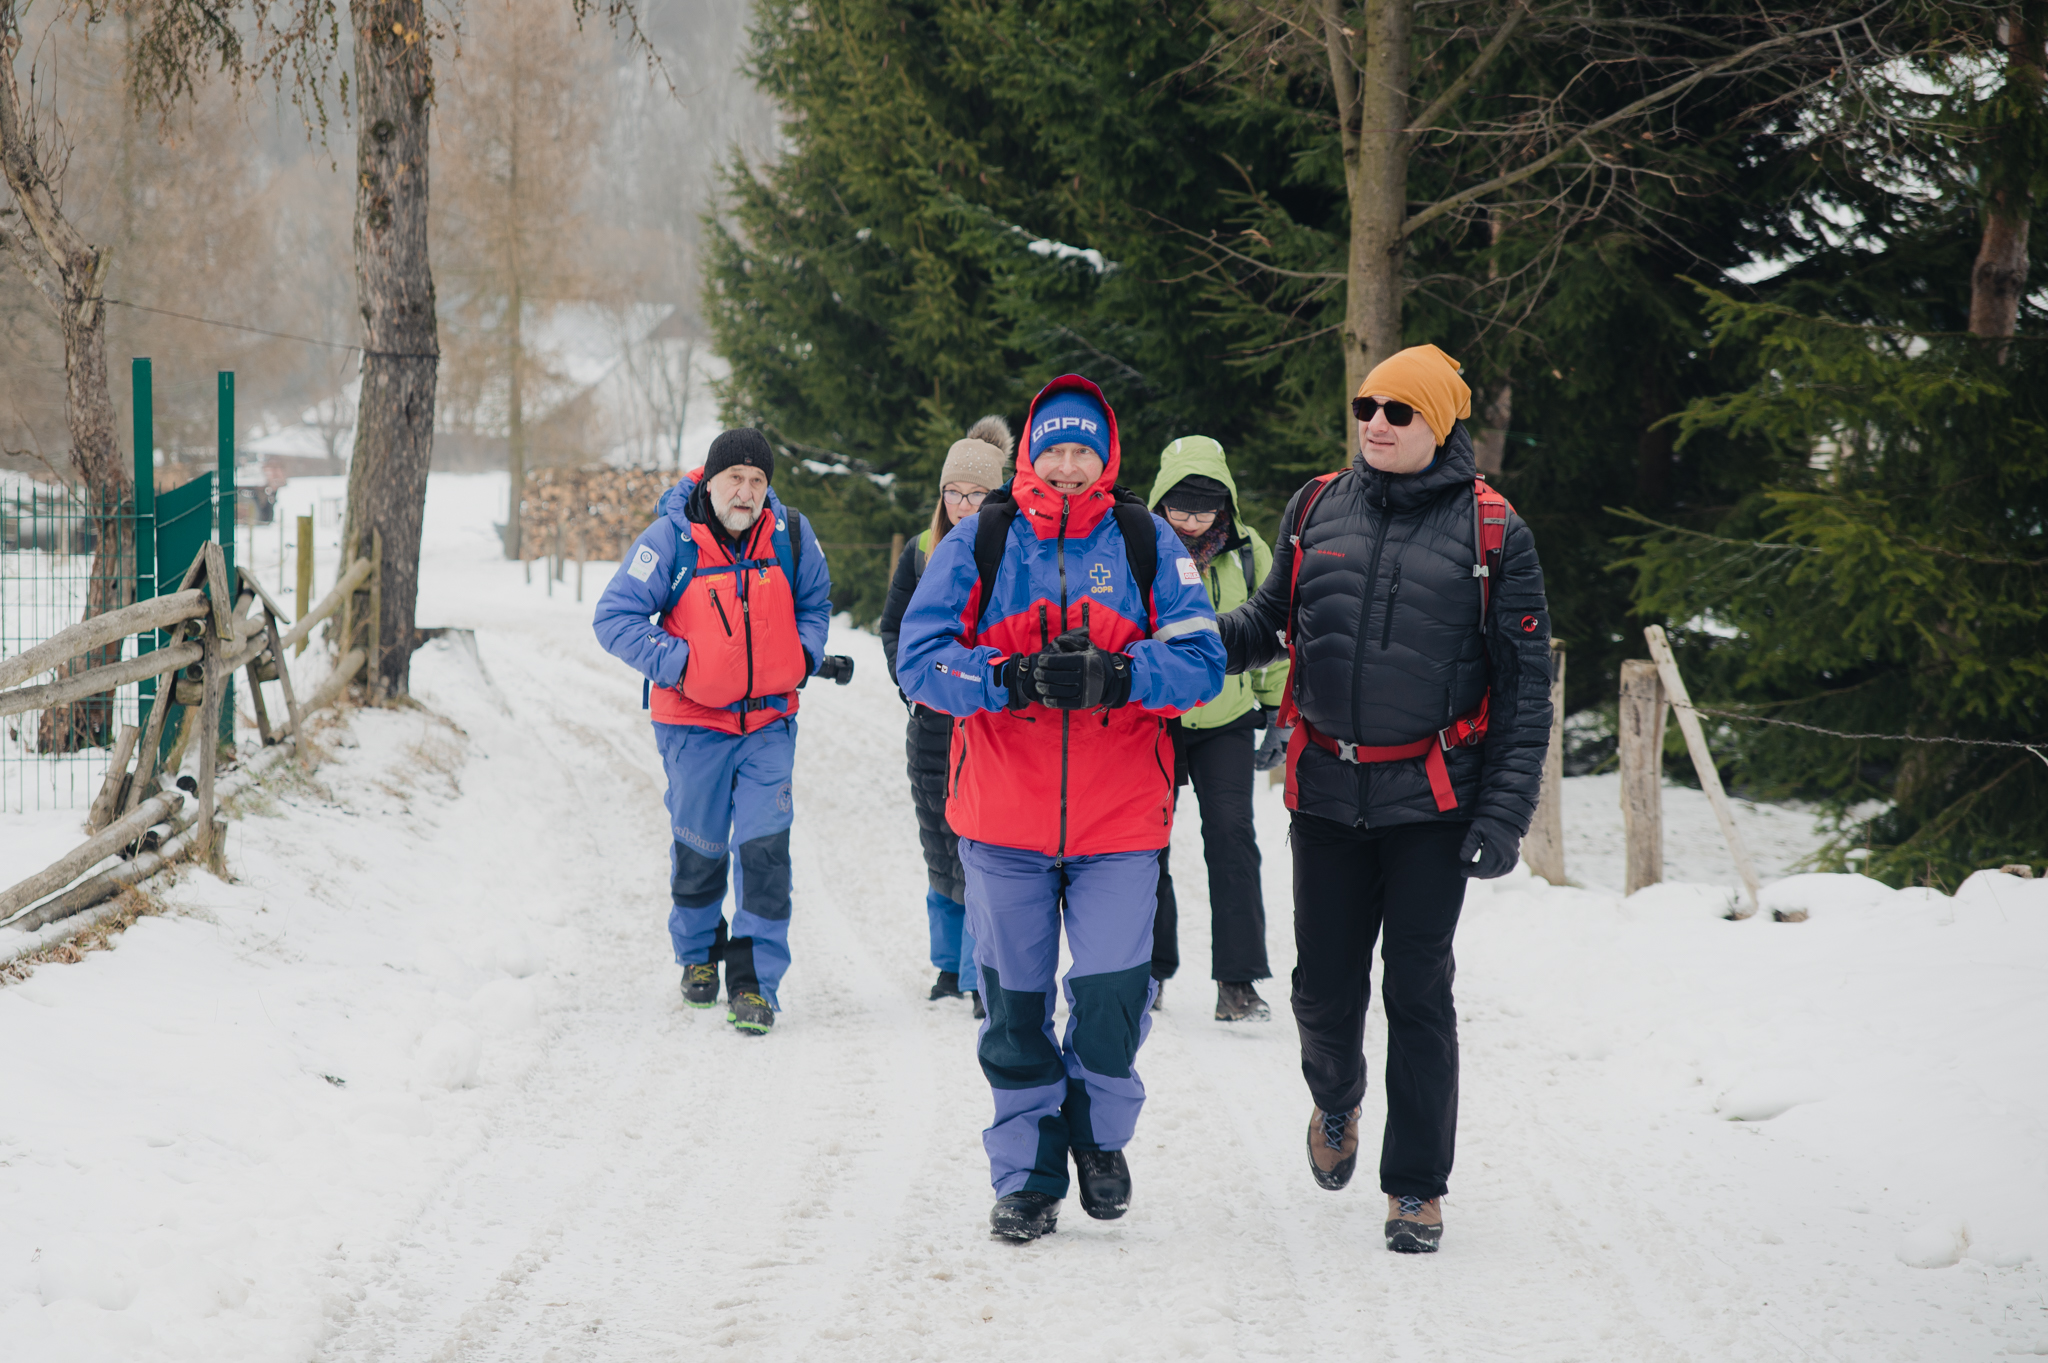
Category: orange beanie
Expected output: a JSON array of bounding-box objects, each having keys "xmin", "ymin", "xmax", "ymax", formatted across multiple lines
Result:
[{"xmin": 1357, "ymin": 344, "xmax": 1472, "ymax": 445}]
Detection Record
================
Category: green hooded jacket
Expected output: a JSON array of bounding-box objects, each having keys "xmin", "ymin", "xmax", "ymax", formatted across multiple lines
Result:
[{"xmin": 1148, "ymin": 436, "xmax": 1289, "ymax": 731}]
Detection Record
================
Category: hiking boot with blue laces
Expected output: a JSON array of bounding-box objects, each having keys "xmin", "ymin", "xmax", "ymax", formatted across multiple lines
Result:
[
  {"xmin": 1385, "ymin": 1194, "xmax": 1443, "ymax": 1253},
  {"xmin": 1073, "ymin": 1148, "xmax": 1131, "ymax": 1220},
  {"xmin": 1307, "ymin": 1105, "xmax": 1360, "ymax": 1191},
  {"xmin": 727, "ymin": 989, "xmax": 775, "ymax": 1034},
  {"xmin": 680, "ymin": 962, "xmax": 720, "ymax": 1008},
  {"xmin": 989, "ymin": 1191, "xmax": 1060, "ymax": 1242}
]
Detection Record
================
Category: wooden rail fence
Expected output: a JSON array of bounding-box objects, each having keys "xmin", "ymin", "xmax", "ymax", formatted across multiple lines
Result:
[{"xmin": 1, "ymin": 538, "xmax": 380, "ymax": 948}]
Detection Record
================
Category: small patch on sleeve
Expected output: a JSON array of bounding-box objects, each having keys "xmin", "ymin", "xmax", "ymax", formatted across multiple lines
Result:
[
  {"xmin": 1176, "ymin": 557, "xmax": 1201, "ymax": 586},
  {"xmin": 627, "ymin": 544, "xmax": 660, "ymax": 582}
]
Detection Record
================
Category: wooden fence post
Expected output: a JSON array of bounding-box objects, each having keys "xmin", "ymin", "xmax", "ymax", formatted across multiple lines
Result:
[
  {"xmin": 338, "ymin": 531, "xmax": 356, "ymax": 660},
  {"xmin": 1619, "ymin": 658, "xmax": 1666, "ymax": 895},
  {"xmin": 889, "ymin": 532, "xmax": 905, "ymax": 580},
  {"xmin": 1523, "ymin": 641, "xmax": 1568, "ymax": 886},
  {"xmin": 1644, "ymin": 625, "xmax": 1763, "ymax": 918},
  {"xmin": 295, "ymin": 514, "xmax": 314, "ymax": 655},
  {"xmin": 369, "ymin": 528, "xmax": 384, "ymax": 703}
]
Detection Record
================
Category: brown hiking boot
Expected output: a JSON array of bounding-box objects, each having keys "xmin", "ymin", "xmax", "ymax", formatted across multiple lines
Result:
[
  {"xmin": 1306, "ymin": 1106, "xmax": 1359, "ymax": 1190},
  {"xmin": 1214, "ymin": 982, "xmax": 1271, "ymax": 1022},
  {"xmin": 1385, "ymin": 1194, "xmax": 1443, "ymax": 1253}
]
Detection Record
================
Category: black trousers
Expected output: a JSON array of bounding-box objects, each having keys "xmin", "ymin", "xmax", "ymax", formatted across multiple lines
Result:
[
  {"xmin": 1291, "ymin": 812, "xmax": 1467, "ymax": 1199},
  {"xmin": 1152, "ymin": 723, "xmax": 1271, "ymax": 983}
]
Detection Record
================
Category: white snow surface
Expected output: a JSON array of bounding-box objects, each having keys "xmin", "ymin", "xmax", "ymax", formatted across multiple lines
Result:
[{"xmin": 3, "ymin": 471, "xmax": 2046, "ymax": 1360}]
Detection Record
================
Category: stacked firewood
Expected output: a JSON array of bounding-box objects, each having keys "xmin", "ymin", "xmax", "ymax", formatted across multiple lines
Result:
[{"xmin": 517, "ymin": 468, "xmax": 678, "ymax": 561}]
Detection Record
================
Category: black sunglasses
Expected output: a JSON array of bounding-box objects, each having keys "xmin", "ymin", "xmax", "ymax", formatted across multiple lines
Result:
[{"xmin": 1351, "ymin": 397, "xmax": 1417, "ymax": 426}]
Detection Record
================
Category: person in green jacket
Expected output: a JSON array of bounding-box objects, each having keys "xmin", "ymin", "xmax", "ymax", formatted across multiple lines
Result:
[{"xmin": 1147, "ymin": 436, "xmax": 1290, "ymax": 1022}]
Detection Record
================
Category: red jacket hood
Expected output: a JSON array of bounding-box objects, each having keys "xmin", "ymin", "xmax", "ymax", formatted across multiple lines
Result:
[{"xmin": 1014, "ymin": 374, "xmax": 1122, "ymax": 540}]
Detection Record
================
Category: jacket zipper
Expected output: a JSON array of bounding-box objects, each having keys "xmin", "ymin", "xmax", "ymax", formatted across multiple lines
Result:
[
  {"xmin": 709, "ymin": 586, "xmax": 734, "ymax": 636},
  {"xmin": 1381, "ymin": 563, "xmax": 1402, "ymax": 649},
  {"xmin": 1056, "ymin": 496, "xmax": 1072, "ymax": 862},
  {"xmin": 1351, "ymin": 493, "xmax": 1391, "ymax": 736},
  {"xmin": 738, "ymin": 529, "xmax": 757, "ymax": 700}
]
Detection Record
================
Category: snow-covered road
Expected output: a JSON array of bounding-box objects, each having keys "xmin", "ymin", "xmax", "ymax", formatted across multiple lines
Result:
[{"xmin": 4, "ymin": 473, "xmax": 2045, "ymax": 1361}]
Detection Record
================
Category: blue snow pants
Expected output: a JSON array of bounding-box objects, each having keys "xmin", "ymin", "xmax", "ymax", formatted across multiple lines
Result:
[
  {"xmin": 655, "ymin": 719, "xmax": 797, "ymax": 1009},
  {"xmin": 926, "ymin": 889, "xmax": 980, "ymax": 993},
  {"xmin": 959, "ymin": 839, "xmax": 1159, "ymax": 1198}
]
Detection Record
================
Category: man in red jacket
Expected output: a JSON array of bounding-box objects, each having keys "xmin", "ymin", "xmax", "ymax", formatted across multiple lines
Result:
[{"xmin": 896, "ymin": 376, "xmax": 1226, "ymax": 1241}]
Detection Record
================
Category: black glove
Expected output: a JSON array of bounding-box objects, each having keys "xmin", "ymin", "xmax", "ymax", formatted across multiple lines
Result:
[
  {"xmin": 1033, "ymin": 646, "xmax": 1132, "ymax": 709},
  {"xmin": 1251, "ymin": 724, "xmax": 1292, "ymax": 772},
  {"xmin": 1000, "ymin": 653, "xmax": 1045, "ymax": 710},
  {"xmin": 1458, "ymin": 817, "xmax": 1521, "ymax": 880},
  {"xmin": 814, "ymin": 654, "xmax": 855, "ymax": 686}
]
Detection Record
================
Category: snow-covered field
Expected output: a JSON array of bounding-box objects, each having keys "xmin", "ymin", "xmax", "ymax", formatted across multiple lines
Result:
[{"xmin": 2, "ymin": 472, "xmax": 2044, "ymax": 1361}]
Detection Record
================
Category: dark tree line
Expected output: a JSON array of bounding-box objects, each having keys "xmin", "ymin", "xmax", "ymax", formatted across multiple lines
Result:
[{"xmin": 706, "ymin": 0, "xmax": 2046, "ymax": 887}]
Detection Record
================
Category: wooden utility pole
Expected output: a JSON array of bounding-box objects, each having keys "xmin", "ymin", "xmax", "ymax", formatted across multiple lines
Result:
[{"xmin": 1618, "ymin": 659, "xmax": 1666, "ymax": 895}]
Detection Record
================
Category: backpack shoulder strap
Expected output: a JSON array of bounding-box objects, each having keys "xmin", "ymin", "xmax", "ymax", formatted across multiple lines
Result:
[
  {"xmin": 1286, "ymin": 471, "xmax": 1346, "ymax": 632},
  {"xmin": 1239, "ymin": 541, "xmax": 1257, "ymax": 600},
  {"xmin": 1110, "ymin": 499, "xmax": 1159, "ymax": 630},
  {"xmin": 777, "ymin": 506, "xmax": 802, "ymax": 585},
  {"xmin": 665, "ymin": 523, "xmax": 701, "ymax": 615},
  {"xmin": 970, "ymin": 492, "xmax": 1021, "ymax": 638},
  {"xmin": 1470, "ymin": 478, "xmax": 1511, "ymax": 631}
]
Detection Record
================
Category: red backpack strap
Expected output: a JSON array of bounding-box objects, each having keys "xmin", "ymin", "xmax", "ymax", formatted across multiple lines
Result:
[
  {"xmin": 1471, "ymin": 477, "xmax": 1512, "ymax": 630},
  {"xmin": 1276, "ymin": 471, "xmax": 1345, "ymax": 727}
]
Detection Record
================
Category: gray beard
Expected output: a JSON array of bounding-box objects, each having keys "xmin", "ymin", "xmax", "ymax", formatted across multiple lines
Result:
[{"xmin": 716, "ymin": 502, "xmax": 761, "ymax": 537}]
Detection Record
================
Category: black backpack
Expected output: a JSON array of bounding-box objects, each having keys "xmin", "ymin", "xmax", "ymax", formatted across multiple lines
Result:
[{"xmin": 967, "ymin": 484, "xmax": 1158, "ymax": 638}]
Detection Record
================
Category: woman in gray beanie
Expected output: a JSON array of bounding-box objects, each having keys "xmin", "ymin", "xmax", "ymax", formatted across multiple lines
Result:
[{"xmin": 877, "ymin": 415, "xmax": 1012, "ymax": 1015}]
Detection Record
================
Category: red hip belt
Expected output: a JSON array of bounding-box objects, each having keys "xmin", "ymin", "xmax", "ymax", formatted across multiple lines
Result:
[{"xmin": 1297, "ymin": 696, "xmax": 1489, "ymax": 814}]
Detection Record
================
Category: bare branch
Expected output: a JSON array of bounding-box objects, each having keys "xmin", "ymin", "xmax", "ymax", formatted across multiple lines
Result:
[
  {"xmin": 1401, "ymin": 7, "xmax": 1893, "ymax": 240},
  {"xmin": 1406, "ymin": 0, "xmax": 1530, "ymax": 144}
]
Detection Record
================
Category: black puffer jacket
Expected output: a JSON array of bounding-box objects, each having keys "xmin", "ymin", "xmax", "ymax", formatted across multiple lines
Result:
[
  {"xmin": 878, "ymin": 539, "xmax": 966, "ymax": 902},
  {"xmin": 1220, "ymin": 424, "xmax": 1552, "ymax": 832}
]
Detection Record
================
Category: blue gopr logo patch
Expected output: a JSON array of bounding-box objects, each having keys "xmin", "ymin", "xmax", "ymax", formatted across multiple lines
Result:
[{"xmin": 1089, "ymin": 562, "xmax": 1114, "ymax": 594}]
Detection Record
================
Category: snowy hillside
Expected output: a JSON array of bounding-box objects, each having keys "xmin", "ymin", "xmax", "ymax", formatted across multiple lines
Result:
[{"xmin": 1, "ymin": 473, "xmax": 2043, "ymax": 1360}]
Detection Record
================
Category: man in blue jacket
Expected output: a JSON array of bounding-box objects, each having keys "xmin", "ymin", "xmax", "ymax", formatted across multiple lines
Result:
[
  {"xmin": 592, "ymin": 429, "xmax": 844, "ymax": 1034},
  {"xmin": 897, "ymin": 375, "xmax": 1226, "ymax": 1240}
]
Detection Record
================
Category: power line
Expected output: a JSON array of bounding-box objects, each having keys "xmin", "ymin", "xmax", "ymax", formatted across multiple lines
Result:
[
  {"xmin": 105, "ymin": 298, "xmax": 438, "ymax": 360},
  {"xmin": 1673, "ymin": 699, "xmax": 2048, "ymax": 770}
]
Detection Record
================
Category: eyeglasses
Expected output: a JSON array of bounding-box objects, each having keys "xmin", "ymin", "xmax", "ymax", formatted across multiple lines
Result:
[
  {"xmin": 942, "ymin": 488, "xmax": 989, "ymax": 508},
  {"xmin": 1162, "ymin": 506, "xmax": 1219, "ymax": 525},
  {"xmin": 1351, "ymin": 397, "xmax": 1418, "ymax": 427}
]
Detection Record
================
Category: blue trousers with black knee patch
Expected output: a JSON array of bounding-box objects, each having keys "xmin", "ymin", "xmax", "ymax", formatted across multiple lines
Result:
[
  {"xmin": 656, "ymin": 719, "xmax": 797, "ymax": 1009},
  {"xmin": 926, "ymin": 889, "xmax": 980, "ymax": 993},
  {"xmin": 959, "ymin": 839, "xmax": 1159, "ymax": 1199}
]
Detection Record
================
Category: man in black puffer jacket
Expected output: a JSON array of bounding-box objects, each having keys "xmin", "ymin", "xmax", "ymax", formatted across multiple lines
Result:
[{"xmin": 1219, "ymin": 343, "xmax": 1552, "ymax": 1255}]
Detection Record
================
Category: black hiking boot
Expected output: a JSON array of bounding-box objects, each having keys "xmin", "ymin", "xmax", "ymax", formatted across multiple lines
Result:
[
  {"xmin": 929, "ymin": 970, "xmax": 963, "ymax": 1000},
  {"xmin": 989, "ymin": 1191, "xmax": 1060, "ymax": 1242},
  {"xmin": 680, "ymin": 962, "xmax": 720, "ymax": 1008},
  {"xmin": 1073, "ymin": 1148, "xmax": 1131, "ymax": 1220},
  {"xmin": 727, "ymin": 987, "xmax": 775, "ymax": 1034},
  {"xmin": 969, "ymin": 990, "xmax": 985, "ymax": 1020},
  {"xmin": 1385, "ymin": 1195, "xmax": 1444, "ymax": 1253},
  {"xmin": 1214, "ymin": 982, "xmax": 1271, "ymax": 1022},
  {"xmin": 1307, "ymin": 1106, "xmax": 1360, "ymax": 1191}
]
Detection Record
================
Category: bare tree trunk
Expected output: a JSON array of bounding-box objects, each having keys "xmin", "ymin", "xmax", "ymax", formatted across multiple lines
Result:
[
  {"xmin": 507, "ymin": 276, "xmax": 525, "ymax": 558},
  {"xmin": 344, "ymin": 0, "xmax": 439, "ymax": 696},
  {"xmin": 1351, "ymin": 0, "xmax": 1411, "ymax": 383},
  {"xmin": 1967, "ymin": 3, "xmax": 2045, "ymax": 353},
  {"xmin": 1473, "ymin": 379, "xmax": 1512, "ymax": 476},
  {"xmin": 1, "ymin": 0, "xmax": 132, "ymax": 751}
]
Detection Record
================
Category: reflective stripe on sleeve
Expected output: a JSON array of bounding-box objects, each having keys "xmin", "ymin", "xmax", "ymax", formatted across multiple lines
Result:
[{"xmin": 1152, "ymin": 616, "xmax": 1221, "ymax": 642}]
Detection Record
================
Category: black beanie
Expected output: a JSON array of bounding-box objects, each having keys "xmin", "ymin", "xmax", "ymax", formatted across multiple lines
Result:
[
  {"xmin": 1158, "ymin": 473, "xmax": 1230, "ymax": 516},
  {"xmin": 704, "ymin": 428, "xmax": 775, "ymax": 483}
]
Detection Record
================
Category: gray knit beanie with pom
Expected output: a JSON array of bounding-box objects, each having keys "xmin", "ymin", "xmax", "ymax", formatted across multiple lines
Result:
[{"xmin": 940, "ymin": 416, "xmax": 1012, "ymax": 490}]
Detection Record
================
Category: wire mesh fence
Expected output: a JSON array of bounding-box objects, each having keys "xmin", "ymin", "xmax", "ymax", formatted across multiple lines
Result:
[{"xmin": 0, "ymin": 476, "xmax": 143, "ymax": 813}]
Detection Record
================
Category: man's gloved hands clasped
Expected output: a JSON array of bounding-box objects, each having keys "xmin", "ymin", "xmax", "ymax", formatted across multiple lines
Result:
[
  {"xmin": 814, "ymin": 654, "xmax": 855, "ymax": 686},
  {"xmin": 1000, "ymin": 628, "xmax": 1132, "ymax": 711},
  {"xmin": 1458, "ymin": 816, "xmax": 1521, "ymax": 880},
  {"xmin": 1251, "ymin": 724, "xmax": 1292, "ymax": 772}
]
